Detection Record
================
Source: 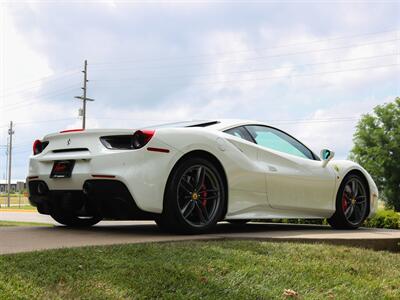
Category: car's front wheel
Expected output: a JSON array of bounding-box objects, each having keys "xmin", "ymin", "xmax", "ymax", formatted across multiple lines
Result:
[
  {"xmin": 328, "ymin": 173, "xmax": 369, "ymax": 229},
  {"xmin": 157, "ymin": 157, "xmax": 226, "ymax": 234},
  {"xmin": 51, "ymin": 213, "xmax": 102, "ymax": 227}
]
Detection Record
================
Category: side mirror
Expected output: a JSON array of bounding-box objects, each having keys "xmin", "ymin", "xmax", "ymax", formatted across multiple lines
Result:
[{"xmin": 321, "ymin": 149, "xmax": 335, "ymax": 168}]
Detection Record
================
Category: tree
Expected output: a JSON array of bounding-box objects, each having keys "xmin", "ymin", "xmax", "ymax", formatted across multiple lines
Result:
[{"xmin": 350, "ymin": 97, "xmax": 400, "ymax": 211}]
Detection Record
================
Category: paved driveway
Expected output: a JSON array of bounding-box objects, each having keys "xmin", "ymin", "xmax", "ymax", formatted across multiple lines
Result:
[{"xmin": 1, "ymin": 211, "xmax": 399, "ymax": 254}]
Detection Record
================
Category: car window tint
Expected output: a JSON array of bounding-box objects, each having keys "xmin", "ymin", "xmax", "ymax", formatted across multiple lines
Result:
[
  {"xmin": 245, "ymin": 125, "xmax": 314, "ymax": 159},
  {"xmin": 224, "ymin": 127, "xmax": 254, "ymax": 143}
]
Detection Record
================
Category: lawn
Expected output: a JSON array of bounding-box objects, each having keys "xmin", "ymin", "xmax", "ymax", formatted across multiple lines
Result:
[
  {"xmin": 0, "ymin": 220, "xmax": 50, "ymax": 227},
  {"xmin": 0, "ymin": 195, "xmax": 31, "ymax": 208},
  {"xmin": 0, "ymin": 241, "xmax": 399, "ymax": 299},
  {"xmin": 0, "ymin": 205, "xmax": 36, "ymax": 211}
]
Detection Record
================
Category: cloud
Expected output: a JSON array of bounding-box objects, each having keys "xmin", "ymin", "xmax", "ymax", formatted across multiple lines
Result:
[{"xmin": 1, "ymin": 1, "xmax": 399, "ymax": 179}]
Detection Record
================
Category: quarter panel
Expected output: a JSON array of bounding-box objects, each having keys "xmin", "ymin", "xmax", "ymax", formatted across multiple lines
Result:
[{"xmin": 155, "ymin": 128, "xmax": 269, "ymax": 215}]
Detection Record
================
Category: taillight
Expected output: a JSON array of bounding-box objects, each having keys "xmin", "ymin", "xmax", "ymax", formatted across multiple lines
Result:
[
  {"xmin": 33, "ymin": 140, "xmax": 49, "ymax": 155},
  {"xmin": 100, "ymin": 130, "xmax": 155, "ymax": 150},
  {"xmin": 132, "ymin": 130, "xmax": 155, "ymax": 149}
]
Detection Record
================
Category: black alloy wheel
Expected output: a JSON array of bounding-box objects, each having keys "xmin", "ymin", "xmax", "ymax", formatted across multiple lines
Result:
[
  {"xmin": 157, "ymin": 157, "xmax": 225, "ymax": 233},
  {"xmin": 328, "ymin": 174, "xmax": 369, "ymax": 229}
]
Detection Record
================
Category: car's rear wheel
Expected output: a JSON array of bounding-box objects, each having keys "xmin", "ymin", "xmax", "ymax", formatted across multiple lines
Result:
[
  {"xmin": 51, "ymin": 213, "xmax": 102, "ymax": 227},
  {"xmin": 328, "ymin": 174, "xmax": 369, "ymax": 229},
  {"xmin": 157, "ymin": 157, "xmax": 226, "ymax": 234}
]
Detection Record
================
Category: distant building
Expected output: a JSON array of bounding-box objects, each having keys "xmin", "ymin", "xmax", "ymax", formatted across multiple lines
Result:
[{"xmin": 0, "ymin": 179, "xmax": 26, "ymax": 193}]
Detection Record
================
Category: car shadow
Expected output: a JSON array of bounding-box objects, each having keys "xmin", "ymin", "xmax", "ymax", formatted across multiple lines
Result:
[{"xmin": 45, "ymin": 221, "xmax": 336, "ymax": 237}]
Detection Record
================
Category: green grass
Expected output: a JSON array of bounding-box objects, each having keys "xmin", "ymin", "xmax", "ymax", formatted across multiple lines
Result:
[
  {"xmin": 0, "ymin": 195, "xmax": 30, "ymax": 206},
  {"xmin": 1, "ymin": 241, "xmax": 399, "ymax": 299},
  {"xmin": 0, "ymin": 220, "xmax": 50, "ymax": 227},
  {"xmin": 0, "ymin": 205, "xmax": 36, "ymax": 210}
]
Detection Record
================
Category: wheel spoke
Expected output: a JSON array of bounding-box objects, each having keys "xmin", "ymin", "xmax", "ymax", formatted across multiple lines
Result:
[
  {"xmin": 204, "ymin": 194, "xmax": 219, "ymax": 201},
  {"xmin": 194, "ymin": 167, "xmax": 206, "ymax": 191},
  {"xmin": 351, "ymin": 180, "xmax": 358, "ymax": 197},
  {"xmin": 354, "ymin": 205, "xmax": 362, "ymax": 221},
  {"xmin": 356, "ymin": 199, "xmax": 367, "ymax": 205},
  {"xmin": 204, "ymin": 189, "xmax": 218, "ymax": 193},
  {"xmin": 344, "ymin": 185, "xmax": 352, "ymax": 196},
  {"xmin": 182, "ymin": 201, "xmax": 195, "ymax": 218},
  {"xmin": 345, "ymin": 205, "xmax": 354, "ymax": 219},
  {"xmin": 195, "ymin": 202, "xmax": 207, "ymax": 223},
  {"xmin": 180, "ymin": 179, "xmax": 194, "ymax": 194},
  {"xmin": 200, "ymin": 202, "xmax": 209, "ymax": 220}
]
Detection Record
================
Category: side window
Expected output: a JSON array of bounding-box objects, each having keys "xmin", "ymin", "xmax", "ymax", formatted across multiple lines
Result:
[
  {"xmin": 224, "ymin": 126, "xmax": 254, "ymax": 143},
  {"xmin": 245, "ymin": 125, "xmax": 314, "ymax": 160}
]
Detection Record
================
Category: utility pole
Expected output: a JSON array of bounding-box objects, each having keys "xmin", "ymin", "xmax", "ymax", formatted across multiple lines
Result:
[
  {"xmin": 75, "ymin": 60, "xmax": 94, "ymax": 129},
  {"xmin": 7, "ymin": 121, "xmax": 14, "ymax": 207}
]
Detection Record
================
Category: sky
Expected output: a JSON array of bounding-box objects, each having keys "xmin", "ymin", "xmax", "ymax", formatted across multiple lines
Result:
[{"xmin": 0, "ymin": 0, "xmax": 399, "ymax": 180}]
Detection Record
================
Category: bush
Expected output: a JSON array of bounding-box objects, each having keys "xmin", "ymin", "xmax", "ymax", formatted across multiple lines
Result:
[
  {"xmin": 264, "ymin": 218, "xmax": 327, "ymax": 225},
  {"xmin": 258, "ymin": 210, "xmax": 400, "ymax": 229},
  {"xmin": 363, "ymin": 210, "xmax": 400, "ymax": 229}
]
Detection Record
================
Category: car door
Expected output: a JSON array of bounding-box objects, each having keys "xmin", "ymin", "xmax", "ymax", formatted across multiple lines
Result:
[
  {"xmin": 223, "ymin": 126, "xmax": 270, "ymax": 213},
  {"xmin": 245, "ymin": 125, "xmax": 336, "ymax": 214}
]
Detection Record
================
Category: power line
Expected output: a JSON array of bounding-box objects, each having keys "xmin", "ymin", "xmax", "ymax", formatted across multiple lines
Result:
[
  {"xmin": 93, "ymin": 63, "xmax": 400, "ymax": 88},
  {"xmin": 91, "ymin": 37, "xmax": 400, "ymax": 72},
  {"xmin": 2, "ymin": 85, "xmax": 79, "ymax": 113},
  {"xmin": 0, "ymin": 69, "xmax": 80, "ymax": 96},
  {"xmin": 14, "ymin": 118, "xmax": 79, "ymax": 126},
  {"xmin": 91, "ymin": 28, "xmax": 400, "ymax": 65},
  {"xmin": 91, "ymin": 53, "xmax": 398, "ymax": 82}
]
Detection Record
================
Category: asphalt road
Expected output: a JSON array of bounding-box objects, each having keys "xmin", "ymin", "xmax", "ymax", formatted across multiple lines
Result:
[{"xmin": 1, "ymin": 211, "xmax": 400, "ymax": 254}]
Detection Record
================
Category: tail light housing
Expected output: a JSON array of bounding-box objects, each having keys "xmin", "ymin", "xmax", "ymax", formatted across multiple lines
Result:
[
  {"xmin": 33, "ymin": 140, "xmax": 49, "ymax": 155},
  {"xmin": 132, "ymin": 130, "xmax": 154, "ymax": 149},
  {"xmin": 100, "ymin": 130, "xmax": 155, "ymax": 150}
]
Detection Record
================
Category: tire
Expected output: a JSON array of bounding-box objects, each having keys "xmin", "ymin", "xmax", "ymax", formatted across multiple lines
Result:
[
  {"xmin": 157, "ymin": 157, "xmax": 226, "ymax": 234},
  {"xmin": 227, "ymin": 220, "xmax": 250, "ymax": 225},
  {"xmin": 51, "ymin": 213, "xmax": 102, "ymax": 227},
  {"xmin": 328, "ymin": 173, "xmax": 369, "ymax": 229}
]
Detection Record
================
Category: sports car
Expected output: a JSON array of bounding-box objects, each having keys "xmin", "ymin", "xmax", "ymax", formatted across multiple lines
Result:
[{"xmin": 27, "ymin": 119, "xmax": 378, "ymax": 233}]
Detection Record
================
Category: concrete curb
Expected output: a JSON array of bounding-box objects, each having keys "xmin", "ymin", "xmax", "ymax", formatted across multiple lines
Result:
[{"xmin": 0, "ymin": 222, "xmax": 399, "ymax": 254}]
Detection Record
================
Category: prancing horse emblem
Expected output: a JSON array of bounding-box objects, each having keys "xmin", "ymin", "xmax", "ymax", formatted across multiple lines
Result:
[{"xmin": 67, "ymin": 138, "xmax": 71, "ymax": 146}]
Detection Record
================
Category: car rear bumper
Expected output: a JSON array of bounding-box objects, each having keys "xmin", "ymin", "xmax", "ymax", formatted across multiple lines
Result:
[{"xmin": 28, "ymin": 179, "xmax": 159, "ymax": 220}]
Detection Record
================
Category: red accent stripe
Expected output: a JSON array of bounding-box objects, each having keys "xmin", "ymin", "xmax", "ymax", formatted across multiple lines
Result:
[
  {"xmin": 147, "ymin": 147, "xmax": 170, "ymax": 153},
  {"xmin": 28, "ymin": 176, "xmax": 39, "ymax": 180},
  {"xmin": 60, "ymin": 129, "xmax": 84, "ymax": 133},
  {"xmin": 91, "ymin": 174, "xmax": 116, "ymax": 178}
]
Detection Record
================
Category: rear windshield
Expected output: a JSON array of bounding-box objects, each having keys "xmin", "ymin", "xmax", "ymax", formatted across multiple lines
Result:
[{"xmin": 147, "ymin": 120, "xmax": 219, "ymax": 129}]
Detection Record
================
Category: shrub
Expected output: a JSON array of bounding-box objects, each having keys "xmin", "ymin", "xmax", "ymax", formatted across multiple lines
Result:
[
  {"xmin": 258, "ymin": 210, "xmax": 400, "ymax": 229},
  {"xmin": 363, "ymin": 210, "xmax": 400, "ymax": 229}
]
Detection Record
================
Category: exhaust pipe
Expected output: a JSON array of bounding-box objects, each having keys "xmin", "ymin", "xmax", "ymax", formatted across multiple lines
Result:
[
  {"xmin": 37, "ymin": 182, "xmax": 48, "ymax": 195},
  {"xmin": 83, "ymin": 182, "xmax": 93, "ymax": 196}
]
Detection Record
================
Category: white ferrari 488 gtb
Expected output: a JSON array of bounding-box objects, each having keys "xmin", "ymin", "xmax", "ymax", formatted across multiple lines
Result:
[{"xmin": 27, "ymin": 119, "xmax": 378, "ymax": 233}]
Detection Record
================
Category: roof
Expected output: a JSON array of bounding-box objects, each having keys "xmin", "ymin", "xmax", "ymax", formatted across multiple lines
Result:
[
  {"xmin": 207, "ymin": 119, "xmax": 267, "ymax": 130},
  {"xmin": 146, "ymin": 119, "xmax": 267, "ymax": 131}
]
